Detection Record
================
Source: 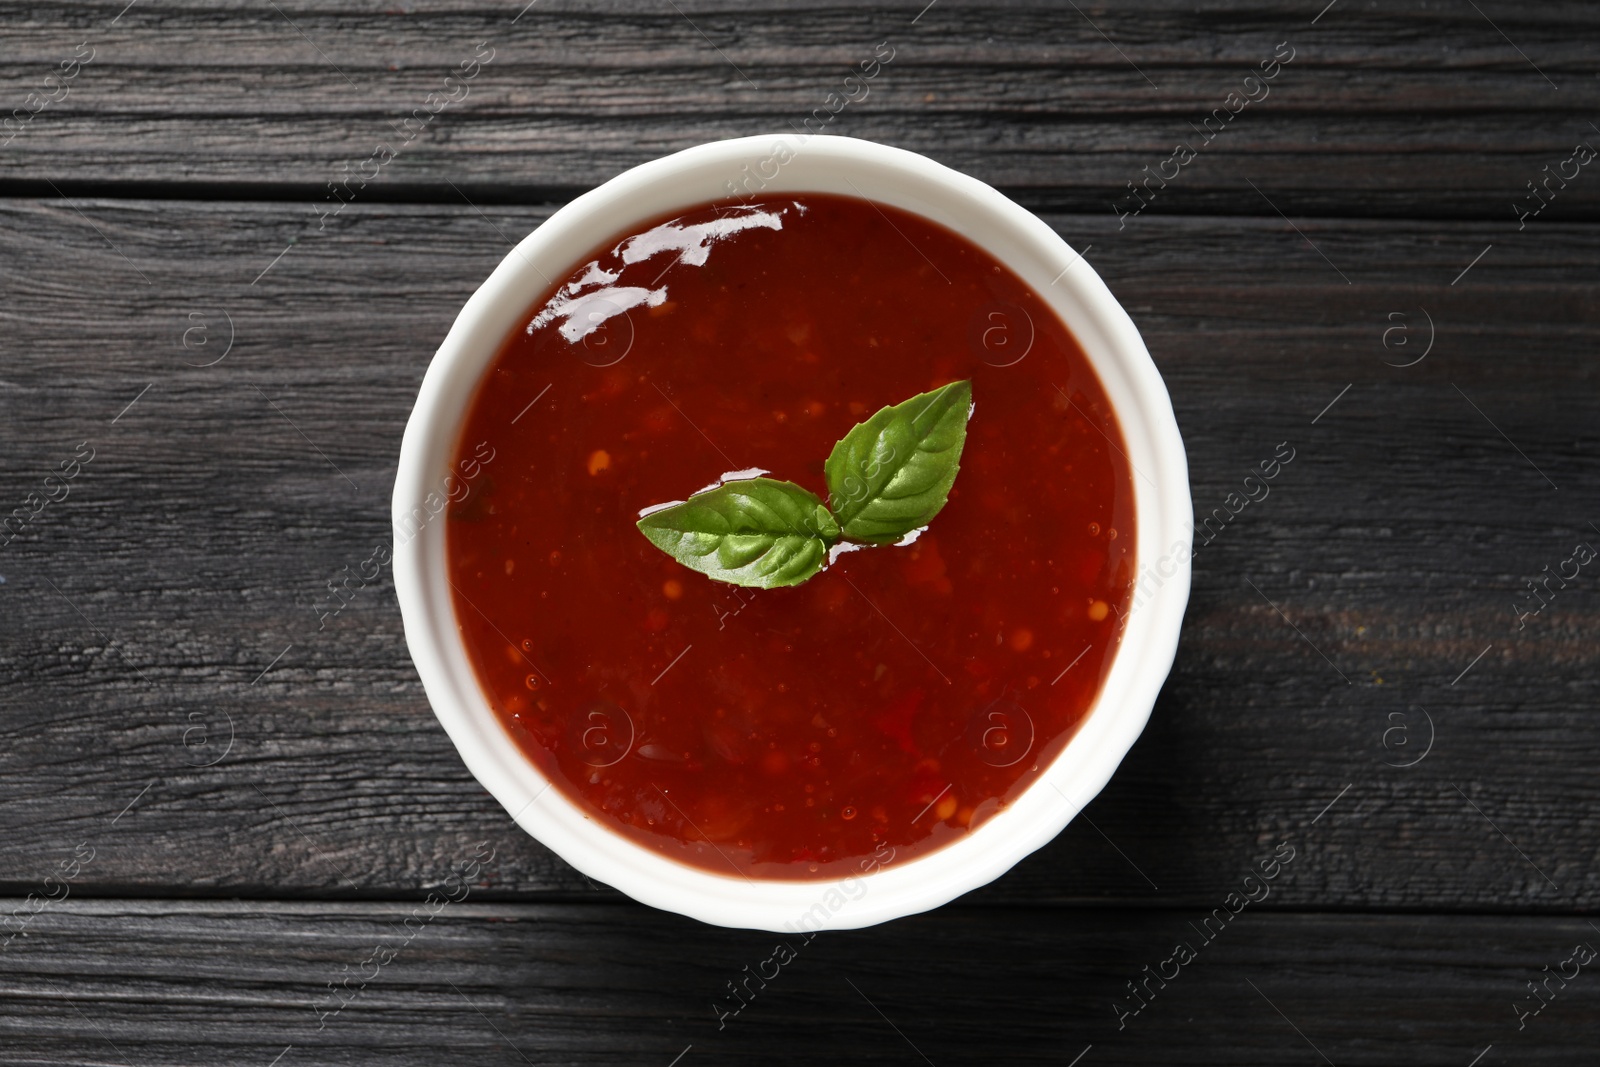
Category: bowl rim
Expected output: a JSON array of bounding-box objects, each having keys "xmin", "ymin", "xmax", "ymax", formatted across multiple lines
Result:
[{"xmin": 393, "ymin": 133, "xmax": 1192, "ymax": 931}]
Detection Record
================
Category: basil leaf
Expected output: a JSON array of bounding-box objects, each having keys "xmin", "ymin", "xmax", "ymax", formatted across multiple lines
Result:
[
  {"xmin": 825, "ymin": 380, "xmax": 972, "ymax": 543},
  {"xmin": 636, "ymin": 477, "xmax": 840, "ymax": 589}
]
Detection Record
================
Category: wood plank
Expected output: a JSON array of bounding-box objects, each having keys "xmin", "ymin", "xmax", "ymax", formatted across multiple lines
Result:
[
  {"xmin": 0, "ymin": 199, "xmax": 1595, "ymax": 907},
  {"xmin": 1, "ymin": 2, "xmax": 1598, "ymax": 216},
  {"xmin": 1, "ymin": 901, "xmax": 1596, "ymax": 1064}
]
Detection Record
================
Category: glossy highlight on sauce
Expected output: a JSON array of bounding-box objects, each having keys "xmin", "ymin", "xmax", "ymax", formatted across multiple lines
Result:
[{"xmin": 447, "ymin": 193, "xmax": 1135, "ymax": 880}]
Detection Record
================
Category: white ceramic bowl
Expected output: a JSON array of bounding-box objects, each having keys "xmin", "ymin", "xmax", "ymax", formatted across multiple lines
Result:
[{"xmin": 393, "ymin": 134, "xmax": 1191, "ymax": 931}]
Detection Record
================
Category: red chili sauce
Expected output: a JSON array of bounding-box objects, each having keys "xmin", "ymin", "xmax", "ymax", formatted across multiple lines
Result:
[{"xmin": 447, "ymin": 192, "xmax": 1135, "ymax": 880}]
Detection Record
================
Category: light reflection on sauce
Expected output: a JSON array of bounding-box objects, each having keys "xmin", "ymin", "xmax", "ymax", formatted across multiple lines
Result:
[{"xmin": 529, "ymin": 205, "xmax": 788, "ymax": 343}]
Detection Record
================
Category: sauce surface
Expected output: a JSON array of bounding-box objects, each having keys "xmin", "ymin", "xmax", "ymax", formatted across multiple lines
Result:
[{"xmin": 447, "ymin": 193, "xmax": 1135, "ymax": 880}]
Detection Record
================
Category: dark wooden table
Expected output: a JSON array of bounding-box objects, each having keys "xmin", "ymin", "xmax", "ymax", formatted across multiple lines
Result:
[{"xmin": 3, "ymin": 2, "xmax": 1598, "ymax": 1063}]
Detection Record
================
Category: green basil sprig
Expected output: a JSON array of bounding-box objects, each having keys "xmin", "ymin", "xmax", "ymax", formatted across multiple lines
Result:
[
  {"xmin": 636, "ymin": 478, "xmax": 839, "ymax": 589},
  {"xmin": 636, "ymin": 380, "xmax": 971, "ymax": 588},
  {"xmin": 825, "ymin": 379, "xmax": 972, "ymax": 543}
]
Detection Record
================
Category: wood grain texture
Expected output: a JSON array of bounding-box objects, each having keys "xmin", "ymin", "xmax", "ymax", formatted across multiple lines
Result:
[
  {"xmin": 0, "ymin": 2, "xmax": 1597, "ymax": 216},
  {"xmin": 1, "ymin": 901, "xmax": 1597, "ymax": 1065},
  {"xmin": 0, "ymin": 198, "xmax": 1594, "ymax": 907}
]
